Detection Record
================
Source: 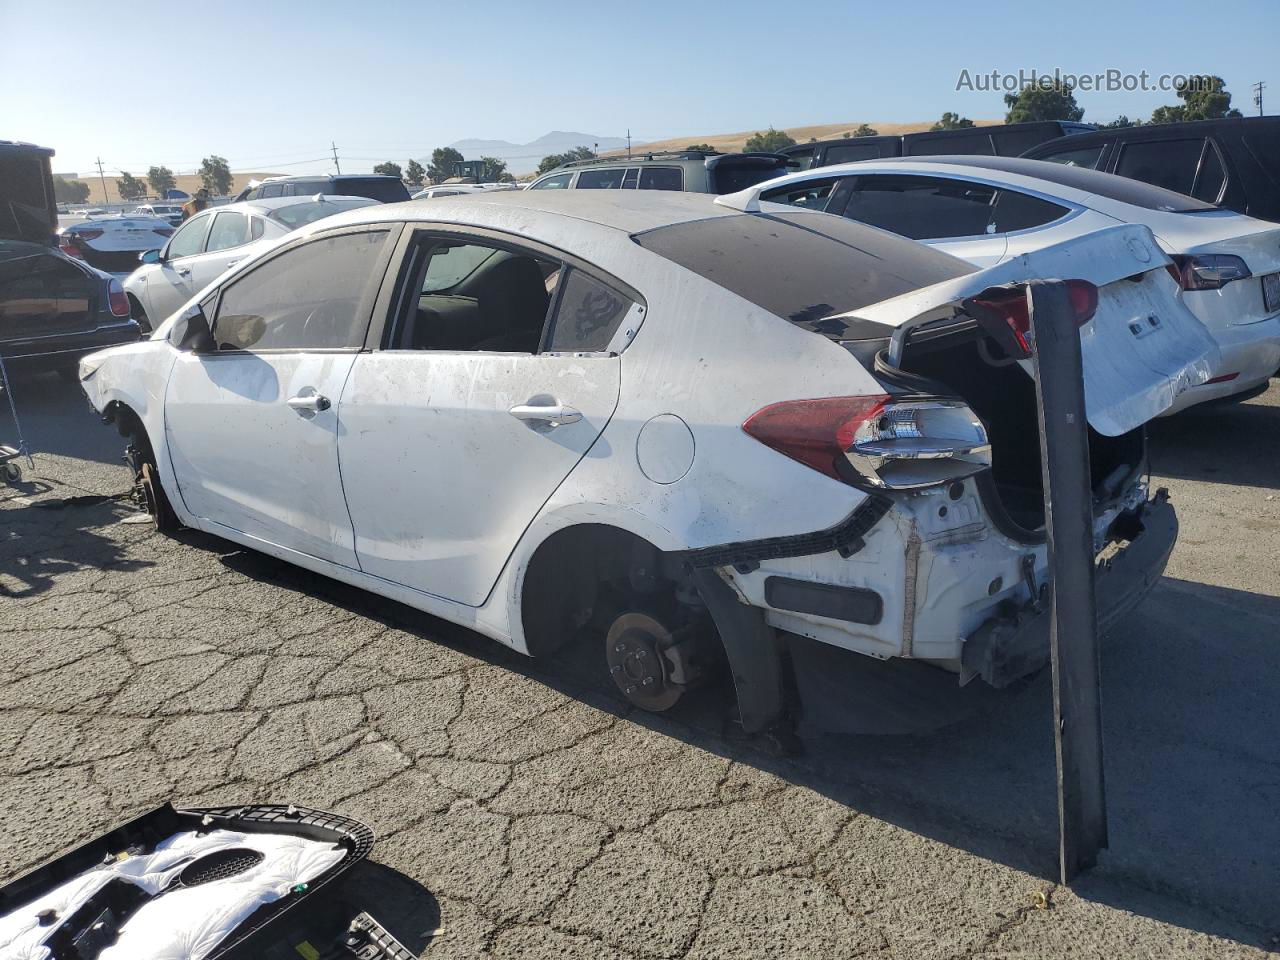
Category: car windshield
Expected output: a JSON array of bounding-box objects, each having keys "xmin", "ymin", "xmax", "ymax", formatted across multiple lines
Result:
[
  {"xmin": 268, "ymin": 199, "xmax": 374, "ymax": 229},
  {"xmin": 633, "ymin": 210, "xmax": 973, "ymax": 337}
]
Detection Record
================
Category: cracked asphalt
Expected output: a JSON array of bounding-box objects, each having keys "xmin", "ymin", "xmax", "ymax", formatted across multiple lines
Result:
[{"xmin": 2, "ymin": 372, "xmax": 1278, "ymax": 959}]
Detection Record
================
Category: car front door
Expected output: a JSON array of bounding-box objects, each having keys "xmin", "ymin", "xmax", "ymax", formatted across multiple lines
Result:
[
  {"xmin": 146, "ymin": 212, "xmax": 213, "ymax": 320},
  {"xmin": 163, "ymin": 226, "xmax": 397, "ymax": 566},
  {"xmin": 186, "ymin": 210, "xmax": 263, "ymax": 291},
  {"xmin": 337, "ymin": 228, "xmax": 636, "ymax": 606}
]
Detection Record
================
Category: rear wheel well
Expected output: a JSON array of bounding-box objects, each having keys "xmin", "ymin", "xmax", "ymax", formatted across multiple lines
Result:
[{"xmin": 125, "ymin": 294, "xmax": 150, "ymax": 331}]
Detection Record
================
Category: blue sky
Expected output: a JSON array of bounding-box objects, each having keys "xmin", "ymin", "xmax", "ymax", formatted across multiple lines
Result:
[{"xmin": 3, "ymin": 0, "xmax": 1273, "ymax": 177}]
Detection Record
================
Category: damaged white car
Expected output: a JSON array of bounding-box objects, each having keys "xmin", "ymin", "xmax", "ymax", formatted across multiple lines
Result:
[{"xmin": 79, "ymin": 192, "xmax": 1211, "ymax": 731}]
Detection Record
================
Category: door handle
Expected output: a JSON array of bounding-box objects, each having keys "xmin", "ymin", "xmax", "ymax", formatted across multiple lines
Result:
[
  {"xmin": 509, "ymin": 401, "xmax": 581, "ymax": 427},
  {"xmin": 177, "ymin": 267, "xmax": 191, "ymax": 277},
  {"xmin": 287, "ymin": 394, "xmax": 331, "ymax": 414}
]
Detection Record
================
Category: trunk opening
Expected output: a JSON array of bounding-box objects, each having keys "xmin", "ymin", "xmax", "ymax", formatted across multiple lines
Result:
[{"xmin": 882, "ymin": 334, "xmax": 1144, "ymax": 540}]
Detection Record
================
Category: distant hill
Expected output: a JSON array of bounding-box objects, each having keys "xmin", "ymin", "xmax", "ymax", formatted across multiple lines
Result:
[
  {"xmin": 67, "ymin": 171, "xmax": 284, "ymax": 205},
  {"xmin": 439, "ymin": 131, "xmax": 641, "ymax": 169}
]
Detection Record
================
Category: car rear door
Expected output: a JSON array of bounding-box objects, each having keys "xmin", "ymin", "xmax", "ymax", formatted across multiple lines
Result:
[
  {"xmin": 185, "ymin": 210, "xmax": 263, "ymax": 291},
  {"xmin": 146, "ymin": 212, "xmax": 213, "ymax": 320},
  {"xmin": 164, "ymin": 225, "xmax": 398, "ymax": 566},
  {"xmin": 337, "ymin": 227, "xmax": 635, "ymax": 606}
]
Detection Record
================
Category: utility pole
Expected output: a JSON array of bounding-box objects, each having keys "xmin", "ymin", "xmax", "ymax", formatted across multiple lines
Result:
[
  {"xmin": 331, "ymin": 141, "xmax": 342, "ymax": 175},
  {"xmin": 1254, "ymin": 81, "xmax": 1266, "ymax": 117},
  {"xmin": 95, "ymin": 157, "xmax": 110, "ymax": 206},
  {"xmin": 626, "ymin": 129, "xmax": 631, "ymax": 159}
]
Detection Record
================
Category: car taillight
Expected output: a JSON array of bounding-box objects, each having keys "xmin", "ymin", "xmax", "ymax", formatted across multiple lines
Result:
[
  {"xmin": 1166, "ymin": 254, "xmax": 1251, "ymax": 291},
  {"xmin": 967, "ymin": 279, "xmax": 1098, "ymax": 355},
  {"xmin": 155, "ymin": 227, "xmax": 174, "ymax": 237},
  {"xmin": 75, "ymin": 228, "xmax": 105, "ymax": 242},
  {"xmin": 108, "ymin": 278, "xmax": 130, "ymax": 317},
  {"xmin": 58, "ymin": 237, "xmax": 84, "ymax": 259},
  {"xmin": 742, "ymin": 395, "xmax": 991, "ymax": 490}
]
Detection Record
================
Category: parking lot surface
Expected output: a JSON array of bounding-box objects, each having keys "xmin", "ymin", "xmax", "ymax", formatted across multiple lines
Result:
[{"xmin": 2, "ymin": 373, "xmax": 1278, "ymax": 959}]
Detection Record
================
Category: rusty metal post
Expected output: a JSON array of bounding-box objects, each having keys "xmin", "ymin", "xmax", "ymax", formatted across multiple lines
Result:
[{"xmin": 1027, "ymin": 279, "xmax": 1108, "ymax": 883}]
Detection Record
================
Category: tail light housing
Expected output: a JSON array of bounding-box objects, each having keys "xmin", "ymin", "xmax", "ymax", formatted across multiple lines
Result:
[
  {"xmin": 1166, "ymin": 254, "xmax": 1251, "ymax": 291},
  {"xmin": 107, "ymin": 278, "xmax": 130, "ymax": 318},
  {"xmin": 73, "ymin": 228, "xmax": 105, "ymax": 242},
  {"xmin": 743, "ymin": 395, "xmax": 991, "ymax": 490},
  {"xmin": 966, "ymin": 279, "xmax": 1098, "ymax": 357},
  {"xmin": 58, "ymin": 236, "xmax": 85, "ymax": 259}
]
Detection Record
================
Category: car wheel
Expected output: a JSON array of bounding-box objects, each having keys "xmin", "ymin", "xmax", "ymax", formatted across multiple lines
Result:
[{"xmin": 139, "ymin": 461, "xmax": 181, "ymax": 533}]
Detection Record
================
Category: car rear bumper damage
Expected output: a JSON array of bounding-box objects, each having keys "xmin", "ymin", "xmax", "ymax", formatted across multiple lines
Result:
[{"xmin": 961, "ymin": 489, "xmax": 1177, "ymax": 688}]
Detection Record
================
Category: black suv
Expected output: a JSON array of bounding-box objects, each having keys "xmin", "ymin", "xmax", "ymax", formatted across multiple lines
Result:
[
  {"xmin": 781, "ymin": 121, "xmax": 1095, "ymax": 171},
  {"xmin": 527, "ymin": 150, "xmax": 792, "ymax": 195},
  {"xmin": 235, "ymin": 174, "xmax": 410, "ymax": 204},
  {"xmin": 1022, "ymin": 116, "xmax": 1280, "ymax": 222},
  {"xmin": 1, "ymin": 141, "xmax": 139, "ymax": 376}
]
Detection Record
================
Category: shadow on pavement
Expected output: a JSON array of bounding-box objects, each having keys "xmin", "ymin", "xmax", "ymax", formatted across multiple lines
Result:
[
  {"xmin": 209, "ymin": 538, "xmax": 1280, "ymax": 950},
  {"xmin": 0, "ymin": 369, "xmax": 125, "ymax": 468},
  {"xmin": 1149, "ymin": 392, "xmax": 1280, "ymax": 490}
]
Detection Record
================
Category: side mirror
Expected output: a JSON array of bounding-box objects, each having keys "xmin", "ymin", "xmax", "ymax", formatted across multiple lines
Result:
[
  {"xmin": 170, "ymin": 303, "xmax": 216, "ymax": 353},
  {"xmin": 140, "ymin": 248, "xmax": 162, "ymax": 265}
]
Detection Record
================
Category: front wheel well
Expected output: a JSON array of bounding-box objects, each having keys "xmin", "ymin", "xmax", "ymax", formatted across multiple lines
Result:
[{"xmin": 103, "ymin": 401, "xmax": 153, "ymax": 461}]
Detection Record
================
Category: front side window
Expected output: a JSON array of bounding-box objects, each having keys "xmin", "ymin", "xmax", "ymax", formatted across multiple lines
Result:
[
  {"xmin": 213, "ymin": 230, "xmax": 389, "ymax": 351},
  {"xmin": 389, "ymin": 237, "xmax": 559, "ymax": 353},
  {"xmin": 1115, "ymin": 139, "xmax": 1205, "ymax": 196},
  {"xmin": 760, "ymin": 177, "xmax": 841, "ymax": 211},
  {"xmin": 260, "ymin": 183, "xmax": 285, "ymax": 198},
  {"xmin": 576, "ymin": 169, "xmax": 627, "ymax": 189},
  {"xmin": 638, "ymin": 167, "xmax": 683, "ymax": 191},
  {"xmin": 841, "ymin": 175, "xmax": 995, "ymax": 239},
  {"xmin": 1039, "ymin": 144, "xmax": 1105, "ymax": 169},
  {"xmin": 530, "ymin": 173, "xmax": 572, "ymax": 190},
  {"xmin": 546, "ymin": 269, "xmax": 634, "ymax": 352},
  {"xmin": 205, "ymin": 211, "xmax": 250, "ymax": 253},
  {"xmin": 166, "ymin": 214, "xmax": 212, "ymax": 259}
]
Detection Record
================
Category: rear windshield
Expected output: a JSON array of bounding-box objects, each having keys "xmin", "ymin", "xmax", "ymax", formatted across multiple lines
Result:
[
  {"xmin": 268, "ymin": 198, "xmax": 374, "ymax": 229},
  {"xmin": 333, "ymin": 178, "xmax": 411, "ymax": 203},
  {"xmin": 903, "ymin": 155, "xmax": 1217, "ymax": 212},
  {"xmin": 707, "ymin": 158, "xmax": 792, "ymax": 195},
  {"xmin": 633, "ymin": 211, "xmax": 973, "ymax": 337}
]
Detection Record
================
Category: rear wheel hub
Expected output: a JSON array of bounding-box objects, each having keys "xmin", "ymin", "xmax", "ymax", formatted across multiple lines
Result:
[{"xmin": 605, "ymin": 612, "xmax": 683, "ymax": 712}]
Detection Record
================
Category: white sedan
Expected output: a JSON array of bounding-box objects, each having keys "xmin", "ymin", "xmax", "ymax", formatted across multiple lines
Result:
[
  {"xmin": 123, "ymin": 195, "xmax": 377, "ymax": 330},
  {"xmin": 58, "ymin": 216, "xmax": 174, "ymax": 275},
  {"xmin": 80, "ymin": 192, "xmax": 1202, "ymax": 728},
  {"xmin": 736, "ymin": 156, "xmax": 1280, "ymax": 412}
]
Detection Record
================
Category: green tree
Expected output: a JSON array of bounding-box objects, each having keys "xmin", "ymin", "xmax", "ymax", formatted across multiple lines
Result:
[
  {"xmin": 373, "ymin": 161, "xmax": 403, "ymax": 178},
  {"xmin": 743, "ymin": 127, "xmax": 796, "ymax": 152},
  {"xmin": 428, "ymin": 146, "xmax": 464, "ymax": 183},
  {"xmin": 199, "ymin": 155, "xmax": 234, "ymax": 196},
  {"xmin": 851, "ymin": 124, "xmax": 879, "ymax": 138},
  {"xmin": 1150, "ymin": 75, "xmax": 1242, "ymax": 124},
  {"xmin": 1004, "ymin": 79, "xmax": 1084, "ymax": 123},
  {"xmin": 405, "ymin": 158, "xmax": 426, "ymax": 186},
  {"xmin": 685, "ymin": 143, "xmax": 716, "ymax": 152},
  {"xmin": 117, "ymin": 171, "xmax": 147, "ymax": 201},
  {"xmin": 479, "ymin": 156, "xmax": 508, "ymax": 182},
  {"xmin": 1103, "ymin": 115, "xmax": 1143, "ymax": 128},
  {"xmin": 52, "ymin": 176, "xmax": 90, "ymax": 204},
  {"xmin": 146, "ymin": 165, "xmax": 175, "ymax": 196},
  {"xmin": 931, "ymin": 112, "xmax": 975, "ymax": 131},
  {"xmin": 537, "ymin": 146, "xmax": 595, "ymax": 175}
]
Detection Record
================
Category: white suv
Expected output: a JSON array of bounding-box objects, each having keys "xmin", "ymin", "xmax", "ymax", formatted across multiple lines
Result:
[{"xmin": 81, "ymin": 191, "xmax": 1203, "ymax": 730}]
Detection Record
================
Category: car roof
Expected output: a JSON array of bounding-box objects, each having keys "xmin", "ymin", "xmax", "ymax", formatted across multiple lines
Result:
[
  {"xmin": 297, "ymin": 189, "xmax": 742, "ymax": 238},
  {"xmin": 1026, "ymin": 115, "xmax": 1280, "ymax": 150},
  {"xmin": 199, "ymin": 195, "xmax": 380, "ymax": 216}
]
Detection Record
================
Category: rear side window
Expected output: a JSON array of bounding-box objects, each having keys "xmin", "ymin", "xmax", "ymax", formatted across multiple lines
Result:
[
  {"xmin": 988, "ymin": 190, "xmax": 1070, "ymax": 232},
  {"xmin": 260, "ymin": 183, "xmax": 285, "ymax": 198},
  {"xmin": 760, "ymin": 177, "xmax": 842, "ymax": 211},
  {"xmin": 577, "ymin": 169, "xmax": 627, "ymax": 189},
  {"xmin": 709, "ymin": 160, "xmax": 790, "ymax": 195},
  {"xmin": 1115, "ymin": 139, "xmax": 1205, "ymax": 196},
  {"xmin": 991, "ymin": 129, "xmax": 1054, "ymax": 156},
  {"xmin": 842, "ymin": 175, "xmax": 995, "ymax": 239},
  {"xmin": 906, "ymin": 132, "xmax": 993, "ymax": 156},
  {"xmin": 1038, "ymin": 144, "xmax": 1105, "ymax": 169},
  {"xmin": 633, "ymin": 211, "xmax": 973, "ymax": 336},
  {"xmin": 822, "ymin": 143, "xmax": 883, "ymax": 164},
  {"xmin": 638, "ymin": 167, "xmax": 683, "ymax": 191},
  {"xmin": 546, "ymin": 269, "xmax": 634, "ymax": 352},
  {"xmin": 213, "ymin": 230, "xmax": 389, "ymax": 351},
  {"xmin": 334, "ymin": 178, "xmax": 411, "ymax": 203},
  {"xmin": 785, "ymin": 147, "xmax": 816, "ymax": 170},
  {"xmin": 205, "ymin": 211, "xmax": 249, "ymax": 252},
  {"xmin": 531, "ymin": 173, "xmax": 572, "ymax": 190},
  {"xmin": 285, "ymin": 180, "xmax": 328, "ymax": 196}
]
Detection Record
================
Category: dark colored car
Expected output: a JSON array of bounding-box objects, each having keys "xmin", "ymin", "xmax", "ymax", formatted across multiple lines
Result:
[
  {"xmin": 1021, "ymin": 116, "xmax": 1280, "ymax": 223},
  {"xmin": 234, "ymin": 174, "xmax": 410, "ymax": 204},
  {"xmin": 0, "ymin": 142, "xmax": 140, "ymax": 375},
  {"xmin": 526, "ymin": 150, "xmax": 792, "ymax": 195},
  {"xmin": 781, "ymin": 121, "xmax": 1096, "ymax": 171}
]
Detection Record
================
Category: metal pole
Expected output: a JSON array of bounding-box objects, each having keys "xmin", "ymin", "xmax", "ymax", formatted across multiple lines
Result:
[
  {"xmin": 331, "ymin": 142, "xmax": 342, "ymax": 175},
  {"xmin": 96, "ymin": 157, "xmax": 110, "ymax": 206},
  {"xmin": 1027, "ymin": 280, "xmax": 1107, "ymax": 883}
]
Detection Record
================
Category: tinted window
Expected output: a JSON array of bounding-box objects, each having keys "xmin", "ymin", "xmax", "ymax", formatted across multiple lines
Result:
[
  {"xmin": 547, "ymin": 269, "xmax": 633, "ymax": 352},
  {"xmin": 205, "ymin": 211, "xmax": 249, "ymax": 252},
  {"xmin": 1038, "ymin": 144, "xmax": 1105, "ymax": 169},
  {"xmin": 621, "ymin": 168, "xmax": 639, "ymax": 189},
  {"xmin": 531, "ymin": 173, "xmax": 572, "ymax": 190},
  {"xmin": 0, "ymin": 243, "xmax": 94, "ymax": 334},
  {"xmin": 638, "ymin": 167, "xmax": 683, "ymax": 191},
  {"xmin": 785, "ymin": 148, "xmax": 816, "ymax": 171},
  {"xmin": 1193, "ymin": 144, "xmax": 1226, "ymax": 202},
  {"xmin": 823, "ymin": 143, "xmax": 882, "ymax": 164},
  {"xmin": 249, "ymin": 217, "xmax": 265, "ymax": 240},
  {"xmin": 286, "ymin": 180, "xmax": 328, "ymax": 196},
  {"xmin": 0, "ymin": 153, "xmax": 54, "ymax": 244},
  {"xmin": 989, "ymin": 190, "xmax": 1069, "ymax": 232},
  {"xmin": 259, "ymin": 183, "xmax": 285, "ymax": 198},
  {"xmin": 633, "ymin": 211, "xmax": 973, "ymax": 336},
  {"xmin": 333, "ymin": 178, "xmax": 411, "ymax": 203},
  {"xmin": 390, "ymin": 238, "xmax": 558, "ymax": 353},
  {"xmin": 577, "ymin": 169, "xmax": 627, "ymax": 189},
  {"xmin": 1115, "ymin": 139, "xmax": 1204, "ymax": 196},
  {"xmin": 709, "ymin": 159, "xmax": 790, "ymax": 194},
  {"xmin": 760, "ymin": 177, "xmax": 841, "ymax": 211},
  {"xmin": 213, "ymin": 230, "xmax": 388, "ymax": 351},
  {"xmin": 166, "ymin": 214, "xmax": 211, "ymax": 258},
  {"xmin": 907, "ymin": 132, "xmax": 993, "ymax": 156},
  {"xmin": 991, "ymin": 129, "xmax": 1052, "ymax": 156},
  {"xmin": 267, "ymin": 198, "xmax": 375, "ymax": 229},
  {"xmin": 843, "ymin": 175, "xmax": 995, "ymax": 239}
]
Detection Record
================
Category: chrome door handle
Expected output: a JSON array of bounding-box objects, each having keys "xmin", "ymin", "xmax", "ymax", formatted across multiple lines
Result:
[
  {"xmin": 509, "ymin": 401, "xmax": 581, "ymax": 427},
  {"xmin": 287, "ymin": 394, "xmax": 331, "ymax": 414},
  {"xmin": 177, "ymin": 267, "xmax": 191, "ymax": 277}
]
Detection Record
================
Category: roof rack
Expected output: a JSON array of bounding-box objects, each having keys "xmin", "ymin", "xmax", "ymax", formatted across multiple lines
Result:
[{"xmin": 558, "ymin": 149, "xmax": 723, "ymax": 169}]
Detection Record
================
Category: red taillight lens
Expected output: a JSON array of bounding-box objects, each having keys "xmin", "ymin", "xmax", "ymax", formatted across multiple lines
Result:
[
  {"xmin": 968, "ymin": 279, "xmax": 1098, "ymax": 355},
  {"xmin": 108, "ymin": 278, "xmax": 130, "ymax": 318},
  {"xmin": 75, "ymin": 228, "xmax": 105, "ymax": 242},
  {"xmin": 742, "ymin": 395, "xmax": 889, "ymax": 481},
  {"xmin": 1167, "ymin": 254, "xmax": 1251, "ymax": 291},
  {"xmin": 59, "ymin": 237, "xmax": 84, "ymax": 259}
]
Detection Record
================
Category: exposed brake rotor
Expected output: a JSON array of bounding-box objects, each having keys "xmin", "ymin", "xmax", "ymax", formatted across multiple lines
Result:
[{"xmin": 605, "ymin": 611, "xmax": 685, "ymax": 712}]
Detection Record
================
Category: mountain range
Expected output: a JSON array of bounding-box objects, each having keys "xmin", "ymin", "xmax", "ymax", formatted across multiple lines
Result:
[{"xmin": 438, "ymin": 131, "xmax": 643, "ymax": 169}]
